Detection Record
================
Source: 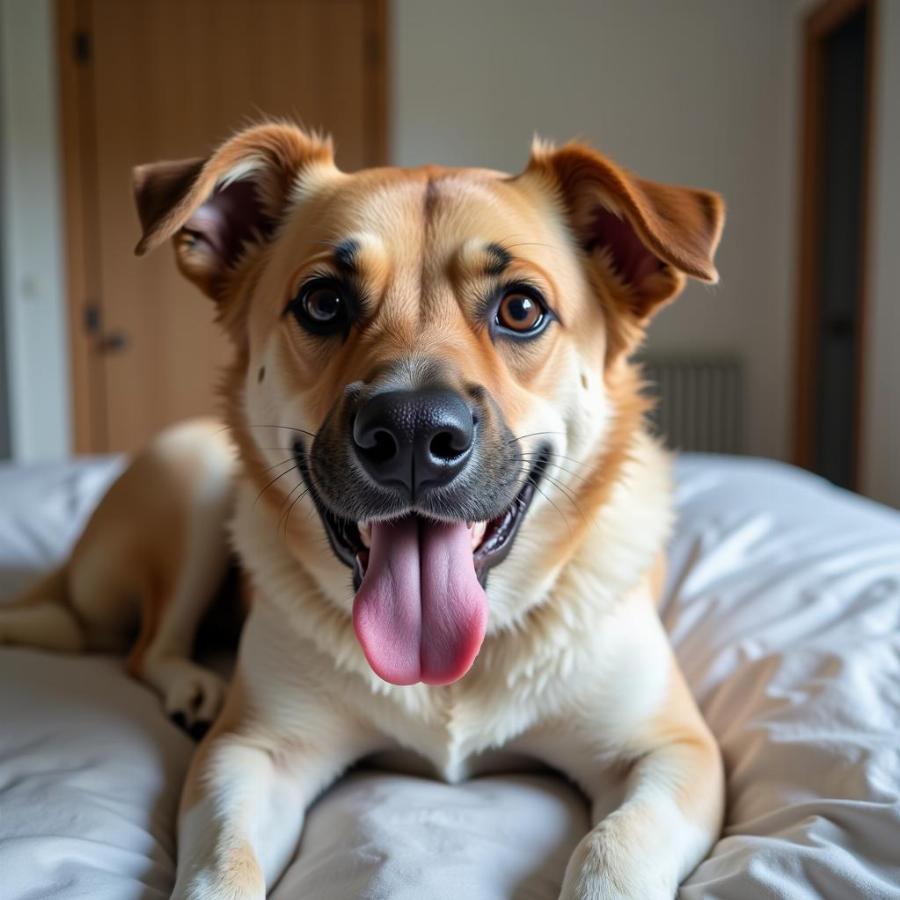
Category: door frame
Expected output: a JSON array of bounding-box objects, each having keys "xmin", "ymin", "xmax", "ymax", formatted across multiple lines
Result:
[
  {"xmin": 792, "ymin": 0, "xmax": 876, "ymax": 484},
  {"xmin": 55, "ymin": 0, "xmax": 389, "ymax": 454}
]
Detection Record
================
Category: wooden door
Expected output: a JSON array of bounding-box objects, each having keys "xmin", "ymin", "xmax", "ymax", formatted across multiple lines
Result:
[{"xmin": 58, "ymin": 0, "xmax": 387, "ymax": 453}]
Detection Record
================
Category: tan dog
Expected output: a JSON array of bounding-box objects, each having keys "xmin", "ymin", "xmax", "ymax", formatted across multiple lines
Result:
[{"xmin": 1, "ymin": 122, "xmax": 725, "ymax": 899}]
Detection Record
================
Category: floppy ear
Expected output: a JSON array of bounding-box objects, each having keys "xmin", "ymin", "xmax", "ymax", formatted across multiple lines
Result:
[
  {"xmin": 527, "ymin": 141, "xmax": 724, "ymax": 325},
  {"xmin": 133, "ymin": 123, "xmax": 334, "ymax": 299}
]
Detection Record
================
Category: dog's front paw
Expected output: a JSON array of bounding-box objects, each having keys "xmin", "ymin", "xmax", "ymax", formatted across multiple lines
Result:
[
  {"xmin": 172, "ymin": 870, "xmax": 264, "ymax": 900},
  {"xmin": 559, "ymin": 824, "xmax": 676, "ymax": 900},
  {"xmin": 172, "ymin": 844, "xmax": 265, "ymax": 900}
]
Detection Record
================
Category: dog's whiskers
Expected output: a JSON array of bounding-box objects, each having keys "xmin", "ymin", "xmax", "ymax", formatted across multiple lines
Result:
[
  {"xmin": 278, "ymin": 483, "xmax": 312, "ymax": 538},
  {"xmin": 247, "ymin": 424, "xmax": 319, "ymax": 440},
  {"xmin": 505, "ymin": 430, "xmax": 565, "ymax": 445},
  {"xmin": 283, "ymin": 490, "xmax": 312, "ymax": 538},
  {"xmin": 260, "ymin": 456, "xmax": 299, "ymax": 474},
  {"xmin": 517, "ymin": 454, "xmax": 589, "ymax": 483},
  {"xmin": 526, "ymin": 472, "xmax": 573, "ymax": 536},
  {"xmin": 517, "ymin": 448, "xmax": 586, "ymax": 469},
  {"xmin": 254, "ymin": 459, "xmax": 302, "ymax": 507},
  {"xmin": 508, "ymin": 461, "xmax": 588, "ymax": 527}
]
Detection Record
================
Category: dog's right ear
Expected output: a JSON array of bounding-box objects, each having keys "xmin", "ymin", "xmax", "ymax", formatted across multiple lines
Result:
[{"xmin": 133, "ymin": 123, "xmax": 334, "ymax": 299}]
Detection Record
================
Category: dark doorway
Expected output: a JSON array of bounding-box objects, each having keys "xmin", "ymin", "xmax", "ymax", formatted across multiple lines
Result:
[
  {"xmin": 794, "ymin": 0, "xmax": 874, "ymax": 490},
  {"xmin": 0, "ymin": 37, "xmax": 10, "ymax": 461}
]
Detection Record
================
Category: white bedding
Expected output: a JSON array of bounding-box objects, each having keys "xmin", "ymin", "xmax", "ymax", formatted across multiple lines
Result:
[{"xmin": 1, "ymin": 454, "xmax": 898, "ymax": 899}]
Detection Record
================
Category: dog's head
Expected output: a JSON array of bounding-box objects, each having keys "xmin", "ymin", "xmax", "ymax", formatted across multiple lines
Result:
[{"xmin": 134, "ymin": 123, "xmax": 723, "ymax": 686}]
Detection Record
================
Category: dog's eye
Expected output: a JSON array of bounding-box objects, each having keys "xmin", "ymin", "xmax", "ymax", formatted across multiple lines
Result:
[
  {"xmin": 289, "ymin": 278, "xmax": 350, "ymax": 335},
  {"xmin": 495, "ymin": 290, "xmax": 548, "ymax": 337},
  {"xmin": 305, "ymin": 285, "xmax": 343, "ymax": 322}
]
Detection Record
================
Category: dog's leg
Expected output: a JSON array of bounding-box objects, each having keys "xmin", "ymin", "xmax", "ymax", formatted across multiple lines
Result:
[
  {"xmin": 0, "ymin": 568, "xmax": 87, "ymax": 651},
  {"xmin": 128, "ymin": 590, "xmax": 227, "ymax": 739},
  {"xmin": 523, "ymin": 591, "xmax": 723, "ymax": 900},
  {"xmin": 121, "ymin": 443, "xmax": 235, "ymax": 737},
  {"xmin": 127, "ymin": 519, "xmax": 231, "ymax": 738},
  {"xmin": 171, "ymin": 667, "xmax": 375, "ymax": 899},
  {"xmin": 553, "ymin": 658, "xmax": 723, "ymax": 900}
]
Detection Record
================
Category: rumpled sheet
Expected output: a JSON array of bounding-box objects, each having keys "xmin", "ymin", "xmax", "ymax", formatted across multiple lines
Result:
[{"xmin": 0, "ymin": 455, "xmax": 898, "ymax": 899}]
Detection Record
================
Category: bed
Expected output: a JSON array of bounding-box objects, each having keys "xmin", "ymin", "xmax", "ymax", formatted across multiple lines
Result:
[{"xmin": 1, "ymin": 454, "xmax": 898, "ymax": 899}]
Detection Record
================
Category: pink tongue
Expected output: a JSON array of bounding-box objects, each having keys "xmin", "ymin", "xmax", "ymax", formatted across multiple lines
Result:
[{"xmin": 352, "ymin": 515, "xmax": 487, "ymax": 686}]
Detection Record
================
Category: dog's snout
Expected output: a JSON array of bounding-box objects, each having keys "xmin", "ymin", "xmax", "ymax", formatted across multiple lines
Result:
[{"xmin": 352, "ymin": 388, "xmax": 475, "ymax": 497}]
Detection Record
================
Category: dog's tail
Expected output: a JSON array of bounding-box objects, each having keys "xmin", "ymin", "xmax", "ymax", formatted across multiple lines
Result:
[{"xmin": 0, "ymin": 566, "xmax": 87, "ymax": 652}]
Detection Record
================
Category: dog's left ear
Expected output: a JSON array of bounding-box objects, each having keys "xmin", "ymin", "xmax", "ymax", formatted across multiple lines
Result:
[{"xmin": 526, "ymin": 141, "xmax": 724, "ymax": 324}]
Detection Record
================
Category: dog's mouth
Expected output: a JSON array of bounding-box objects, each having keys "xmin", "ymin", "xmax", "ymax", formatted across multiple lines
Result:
[{"xmin": 294, "ymin": 443, "xmax": 551, "ymax": 686}]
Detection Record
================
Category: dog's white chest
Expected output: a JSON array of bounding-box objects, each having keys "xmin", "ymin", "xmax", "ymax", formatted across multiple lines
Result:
[
  {"xmin": 366, "ymin": 696, "xmax": 535, "ymax": 782},
  {"xmin": 350, "ymin": 657, "xmax": 560, "ymax": 783}
]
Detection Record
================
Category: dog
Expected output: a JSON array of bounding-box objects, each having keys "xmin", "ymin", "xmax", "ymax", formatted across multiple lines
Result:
[{"xmin": 0, "ymin": 122, "xmax": 725, "ymax": 899}]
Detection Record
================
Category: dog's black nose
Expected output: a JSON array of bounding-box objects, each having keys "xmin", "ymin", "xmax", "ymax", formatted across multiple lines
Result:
[{"xmin": 353, "ymin": 388, "xmax": 475, "ymax": 497}]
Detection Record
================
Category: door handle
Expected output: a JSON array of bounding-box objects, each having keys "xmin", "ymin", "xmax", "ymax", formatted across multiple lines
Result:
[{"xmin": 97, "ymin": 331, "xmax": 130, "ymax": 353}]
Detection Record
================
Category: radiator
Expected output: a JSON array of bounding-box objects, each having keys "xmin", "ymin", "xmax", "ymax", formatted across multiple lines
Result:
[{"xmin": 640, "ymin": 356, "xmax": 743, "ymax": 454}]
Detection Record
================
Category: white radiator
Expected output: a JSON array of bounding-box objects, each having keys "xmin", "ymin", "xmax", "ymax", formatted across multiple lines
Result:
[{"xmin": 641, "ymin": 356, "xmax": 743, "ymax": 454}]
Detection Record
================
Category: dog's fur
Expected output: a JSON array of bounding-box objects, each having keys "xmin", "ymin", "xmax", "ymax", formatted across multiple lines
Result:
[
  {"xmin": 0, "ymin": 418, "xmax": 237, "ymax": 734},
  {"xmin": 0, "ymin": 123, "xmax": 725, "ymax": 899}
]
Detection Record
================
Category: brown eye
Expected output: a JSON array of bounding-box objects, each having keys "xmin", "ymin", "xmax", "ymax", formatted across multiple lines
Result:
[
  {"xmin": 495, "ymin": 290, "xmax": 547, "ymax": 336},
  {"xmin": 305, "ymin": 286, "xmax": 343, "ymax": 322},
  {"xmin": 289, "ymin": 278, "xmax": 351, "ymax": 336}
]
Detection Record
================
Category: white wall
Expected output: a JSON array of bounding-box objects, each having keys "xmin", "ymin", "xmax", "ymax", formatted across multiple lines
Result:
[
  {"xmin": 861, "ymin": 0, "xmax": 900, "ymax": 507},
  {"xmin": 0, "ymin": 0, "xmax": 70, "ymax": 462},
  {"xmin": 391, "ymin": 0, "xmax": 798, "ymax": 461}
]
